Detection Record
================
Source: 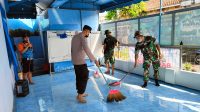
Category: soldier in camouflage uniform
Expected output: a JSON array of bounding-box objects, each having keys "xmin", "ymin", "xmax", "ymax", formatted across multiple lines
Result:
[
  {"xmin": 103, "ymin": 30, "xmax": 118, "ymax": 75},
  {"xmin": 134, "ymin": 31, "xmax": 162, "ymax": 88}
]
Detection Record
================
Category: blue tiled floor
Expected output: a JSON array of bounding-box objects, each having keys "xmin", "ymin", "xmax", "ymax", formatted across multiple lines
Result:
[{"xmin": 15, "ymin": 67, "xmax": 200, "ymax": 112}]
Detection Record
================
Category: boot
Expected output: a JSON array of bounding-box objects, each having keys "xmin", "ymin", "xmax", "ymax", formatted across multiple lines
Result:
[
  {"xmin": 141, "ymin": 82, "xmax": 147, "ymax": 88},
  {"xmin": 155, "ymin": 79, "xmax": 160, "ymax": 86}
]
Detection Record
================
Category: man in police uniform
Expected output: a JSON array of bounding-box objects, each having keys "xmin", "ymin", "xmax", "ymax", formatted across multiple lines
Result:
[
  {"xmin": 71, "ymin": 25, "xmax": 99, "ymax": 103},
  {"xmin": 103, "ymin": 30, "xmax": 118, "ymax": 75},
  {"xmin": 134, "ymin": 31, "xmax": 162, "ymax": 88}
]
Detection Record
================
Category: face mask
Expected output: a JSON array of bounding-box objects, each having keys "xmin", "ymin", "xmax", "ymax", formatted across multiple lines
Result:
[{"xmin": 137, "ymin": 39, "xmax": 142, "ymax": 42}]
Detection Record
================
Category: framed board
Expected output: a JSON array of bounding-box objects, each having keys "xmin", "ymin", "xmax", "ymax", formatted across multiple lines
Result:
[
  {"xmin": 47, "ymin": 31, "xmax": 101, "ymax": 63},
  {"xmin": 47, "ymin": 31, "xmax": 75, "ymax": 63}
]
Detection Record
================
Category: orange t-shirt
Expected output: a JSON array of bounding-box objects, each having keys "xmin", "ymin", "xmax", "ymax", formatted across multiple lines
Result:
[
  {"xmin": 18, "ymin": 43, "xmax": 25, "ymax": 54},
  {"xmin": 17, "ymin": 42, "xmax": 32, "ymax": 60}
]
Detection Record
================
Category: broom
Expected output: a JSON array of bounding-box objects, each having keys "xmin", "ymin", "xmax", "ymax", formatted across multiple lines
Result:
[
  {"xmin": 97, "ymin": 67, "xmax": 126, "ymax": 102},
  {"xmin": 109, "ymin": 51, "xmax": 133, "ymax": 86},
  {"xmin": 108, "ymin": 74, "xmax": 128, "ymax": 86},
  {"xmin": 109, "ymin": 68, "xmax": 134, "ymax": 86}
]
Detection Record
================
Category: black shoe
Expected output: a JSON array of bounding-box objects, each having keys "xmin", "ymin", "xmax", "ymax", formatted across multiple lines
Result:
[
  {"xmin": 141, "ymin": 82, "xmax": 147, "ymax": 88},
  {"xmin": 155, "ymin": 79, "xmax": 160, "ymax": 87},
  {"xmin": 29, "ymin": 82, "xmax": 35, "ymax": 85}
]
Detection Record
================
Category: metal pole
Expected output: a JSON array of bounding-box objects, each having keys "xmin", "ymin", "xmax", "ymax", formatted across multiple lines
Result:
[
  {"xmin": 50, "ymin": 63, "xmax": 52, "ymax": 75},
  {"xmin": 158, "ymin": 0, "xmax": 163, "ymax": 44},
  {"xmin": 180, "ymin": 45, "xmax": 182, "ymax": 70},
  {"xmin": 180, "ymin": 41, "xmax": 183, "ymax": 70}
]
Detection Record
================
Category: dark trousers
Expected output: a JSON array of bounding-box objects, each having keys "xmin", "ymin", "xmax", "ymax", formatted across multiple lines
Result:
[
  {"xmin": 74, "ymin": 64, "xmax": 89, "ymax": 94},
  {"xmin": 22, "ymin": 58, "xmax": 33, "ymax": 73}
]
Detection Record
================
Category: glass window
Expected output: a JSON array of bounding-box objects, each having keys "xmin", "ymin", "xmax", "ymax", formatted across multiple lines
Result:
[
  {"xmin": 117, "ymin": 19, "xmax": 138, "ymax": 44},
  {"xmin": 175, "ymin": 9, "xmax": 200, "ymax": 46},
  {"xmin": 101, "ymin": 23, "xmax": 116, "ymax": 38},
  {"xmin": 161, "ymin": 14, "xmax": 172, "ymax": 45},
  {"xmin": 114, "ymin": 46, "xmax": 129, "ymax": 61},
  {"xmin": 140, "ymin": 16, "xmax": 159, "ymax": 42}
]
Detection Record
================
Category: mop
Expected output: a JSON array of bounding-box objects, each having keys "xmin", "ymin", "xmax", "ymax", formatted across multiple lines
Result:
[{"xmin": 97, "ymin": 67, "xmax": 126, "ymax": 102}]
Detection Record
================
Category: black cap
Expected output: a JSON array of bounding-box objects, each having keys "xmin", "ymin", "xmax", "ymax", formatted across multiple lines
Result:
[
  {"xmin": 104, "ymin": 30, "xmax": 111, "ymax": 35},
  {"xmin": 134, "ymin": 31, "xmax": 141, "ymax": 38},
  {"xmin": 83, "ymin": 25, "xmax": 92, "ymax": 33},
  {"xmin": 23, "ymin": 34, "xmax": 29, "ymax": 38}
]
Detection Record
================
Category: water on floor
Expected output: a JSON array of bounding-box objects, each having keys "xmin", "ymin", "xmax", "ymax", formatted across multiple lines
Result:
[{"xmin": 15, "ymin": 67, "xmax": 200, "ymax": 112}]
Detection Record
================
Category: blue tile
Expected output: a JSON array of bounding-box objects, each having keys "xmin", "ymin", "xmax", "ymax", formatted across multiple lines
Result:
[{"xmin": 15, "ymin": 67, "xmax": 200, "ymax": 112}]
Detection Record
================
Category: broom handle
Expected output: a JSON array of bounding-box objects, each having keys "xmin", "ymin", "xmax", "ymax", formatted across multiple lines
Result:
[
  {"xmin": 118, "ymin": 73, "xmax": 129, "ymax": 82},
  {"xmin": 118, "ymin": 67, "xmax": 134, "ymax": 82},
  {"xmin": 97, "ymin": 67, "xmax": 112, "ymax": 90}
]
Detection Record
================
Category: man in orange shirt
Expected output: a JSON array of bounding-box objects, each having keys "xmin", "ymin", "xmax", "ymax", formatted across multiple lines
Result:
[{"xmin": 18, "ymin": 35, "xmax": 34, "ymax": 84}]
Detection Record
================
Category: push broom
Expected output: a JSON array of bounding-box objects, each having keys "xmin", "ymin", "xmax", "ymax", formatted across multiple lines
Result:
[
  {"xmin": 109, "ymin": 73, "xmax": 129, "ymax": 86},
  {"xmin": 109, "ymin": 68, "xmax": 134, "ymax": 86},
  {"xmin": 109, "ymin": 53, "xmax": 165, "ymax": 86},
  {"xmin": 109, "ymin": 48, "xmax": 133, "ymax": 87},
  {"xmin": 97, "ymin": 67, "xmax": 126, "ymax": 102}
]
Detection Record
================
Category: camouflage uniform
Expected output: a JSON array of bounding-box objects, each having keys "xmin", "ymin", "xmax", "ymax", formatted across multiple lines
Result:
[
  {"xmin": 104, "ymin": 49, "xmax": 115, "ymax": 64},
  {"xmin": 135, "ymin": 36, "xmax": 160, "ymax": 81},
  {"xmin": 104, "ymin": 35, "xmax": 117, "ymax": 65}
]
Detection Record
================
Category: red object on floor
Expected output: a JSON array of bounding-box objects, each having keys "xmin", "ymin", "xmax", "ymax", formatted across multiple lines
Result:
[
  {"xmin": 109, "ymin": 81, "xmax": 121, "ymax": 86},
  {"xmin": 109, "ymin": 90, "xmax": 119, "ymax": 94}
]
